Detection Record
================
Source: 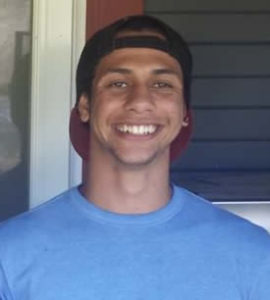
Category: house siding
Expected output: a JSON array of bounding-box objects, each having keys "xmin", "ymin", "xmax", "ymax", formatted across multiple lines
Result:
[{"xmin": 145, "ymin": 0, "xmax": 270, "ymax": 200}]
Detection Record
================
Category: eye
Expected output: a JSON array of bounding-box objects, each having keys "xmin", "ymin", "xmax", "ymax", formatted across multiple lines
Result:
[
  {"xmin": 153, "ymin": 82, "xmax": 173, "ymax": 89},
  {"xmin": 109, "ymin": 81, "xmax": 128, "ymax": 88}
]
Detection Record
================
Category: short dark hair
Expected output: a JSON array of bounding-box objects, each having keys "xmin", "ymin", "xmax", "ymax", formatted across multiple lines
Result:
[{"xmin": 76, "ymin": 15, "xmax": 193, "ymax": 108}]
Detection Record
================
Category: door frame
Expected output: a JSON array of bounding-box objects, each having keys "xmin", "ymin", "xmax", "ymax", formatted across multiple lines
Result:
[{"xmin": 30, "ymin": 0, "xmax": 86, "ymax": 207}]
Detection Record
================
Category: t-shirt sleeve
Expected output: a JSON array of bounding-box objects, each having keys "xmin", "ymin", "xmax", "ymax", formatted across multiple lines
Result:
[{"xmin": 0, "ymin": 261, "xmax": 13, "ymax": 300}]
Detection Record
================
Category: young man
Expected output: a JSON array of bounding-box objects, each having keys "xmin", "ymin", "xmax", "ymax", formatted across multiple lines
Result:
[{"xmin": 0, "ymin": 15, "xmax": 270, "ymax": 299}]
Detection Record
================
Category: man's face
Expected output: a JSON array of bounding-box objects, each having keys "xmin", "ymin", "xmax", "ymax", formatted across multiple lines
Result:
[{"xmin": 79, "ymin": 47, "xmax": 186, "ymax": 167}]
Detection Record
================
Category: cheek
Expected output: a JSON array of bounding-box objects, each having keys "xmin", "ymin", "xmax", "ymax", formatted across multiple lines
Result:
[
  {"xmin": 90, "ymin": 94, "xmax": 119, "ymax": 129},
  {"xmin": 90, "ymin": 91, "xmax": 110, "ymax": 116},
  {"xmin": 165, "ymin": 103, "xmax": 186, "ymax": 131},
  {"xmin": 163, "ymin": 96, "xmax": 185, "ymax": 117}
]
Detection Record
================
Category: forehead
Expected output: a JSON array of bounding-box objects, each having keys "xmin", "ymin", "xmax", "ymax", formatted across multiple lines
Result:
[
  {"xmin": 94, "ymin": 47, "xmax": 183, "ymax": 78},
  {"xmin": 115, "ymin": 29, "xmax": 166, "ymax": 40}
]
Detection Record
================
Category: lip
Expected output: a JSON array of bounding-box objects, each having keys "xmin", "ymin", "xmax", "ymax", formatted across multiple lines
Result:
[{"xmin": 114, "ymin": 120, "xmax": 160, "ymax": 125}]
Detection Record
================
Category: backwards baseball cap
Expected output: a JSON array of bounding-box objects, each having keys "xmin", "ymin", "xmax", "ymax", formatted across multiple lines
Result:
[{"xmin": 70, "ymin": 15, "xmax": 193, "ymax": 161}]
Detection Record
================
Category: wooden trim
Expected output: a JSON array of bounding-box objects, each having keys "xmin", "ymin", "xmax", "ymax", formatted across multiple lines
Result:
[{"xmin": 86, "ymin": 0, "xmax": 144, "ymax": 38}]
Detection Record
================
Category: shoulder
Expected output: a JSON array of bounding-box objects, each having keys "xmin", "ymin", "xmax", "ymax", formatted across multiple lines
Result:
[
  {"xmin": 173, "ymin": 184, "xmax": 270, "ymax": 254},
  {"xmin": 173, "ymin": 185, "xmax": 270, "ymax": 282},
  {"xmin": 0, "ymin": 188, "xmax": 78, "ymax": 252},
  {"xmin": 0, "ymin": 188, "xmax": 81, "ymax": 296}
]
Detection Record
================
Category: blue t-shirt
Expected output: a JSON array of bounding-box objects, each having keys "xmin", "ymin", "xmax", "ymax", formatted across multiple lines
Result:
[{"xmin": 0, "ymin": 185, "xmax": 270, "ymax": 299}]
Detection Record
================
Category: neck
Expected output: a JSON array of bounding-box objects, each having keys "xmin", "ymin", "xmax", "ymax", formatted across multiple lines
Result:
[{"xmin": 81, "ymin": 148, "xmax": 171, "ymax": 214}]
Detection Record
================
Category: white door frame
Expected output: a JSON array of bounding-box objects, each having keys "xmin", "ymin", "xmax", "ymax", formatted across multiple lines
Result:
[{"xmin": 30, "ymin": 0, "xmax": 85, "ymax": 207}]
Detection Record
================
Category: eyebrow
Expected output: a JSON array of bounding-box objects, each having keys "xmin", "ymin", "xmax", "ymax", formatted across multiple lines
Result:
[
  {"xmin": 105, "ymin": 67, "xmax": 180, "ymax": 76},
  {"xmin": 152, "ymin": 68, "xmax": 180, "ymax": 76},
  {"xmin": 106, "ymin": 68, "xmax": 131, "ymax": 74}
]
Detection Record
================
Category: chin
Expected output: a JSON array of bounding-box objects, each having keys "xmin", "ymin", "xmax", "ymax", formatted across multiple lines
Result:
[{"xmin": 112, "ymin": 150, "xmax": 167, "ymax": 168}]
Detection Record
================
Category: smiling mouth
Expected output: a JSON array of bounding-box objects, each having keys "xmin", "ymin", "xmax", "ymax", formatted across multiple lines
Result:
[{"xmin": 116, "ymin": 124, "xmax": 158, "ymax": 135}]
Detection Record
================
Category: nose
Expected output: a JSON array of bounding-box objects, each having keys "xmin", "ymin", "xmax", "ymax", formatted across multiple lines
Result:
[{"xmin": 124, "ymin": 84, "xmax": 155, "ymax": 113}]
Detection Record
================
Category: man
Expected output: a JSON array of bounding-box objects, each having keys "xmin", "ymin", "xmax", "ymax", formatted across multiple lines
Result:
[{"xmin": 0, "ymin": 15, "xmax": 270, "ymax": 299}]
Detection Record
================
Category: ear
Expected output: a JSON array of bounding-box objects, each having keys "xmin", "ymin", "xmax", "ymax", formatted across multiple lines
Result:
[
  {"xmin": 182, "ymin": 105, "xmax": 189, "ymax": 127},
  {"xmin": 182, "ymin": 116, "xmax": 189, "ymax": 127},
  {"xmin": 77, "ymin": 94, "xmax": 90, "ymax": 123}
]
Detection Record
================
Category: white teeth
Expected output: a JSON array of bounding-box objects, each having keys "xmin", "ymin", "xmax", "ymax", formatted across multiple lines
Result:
[{"xmin": 117, "ymin": 124, "xmax": 157, "ymax": 135}]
